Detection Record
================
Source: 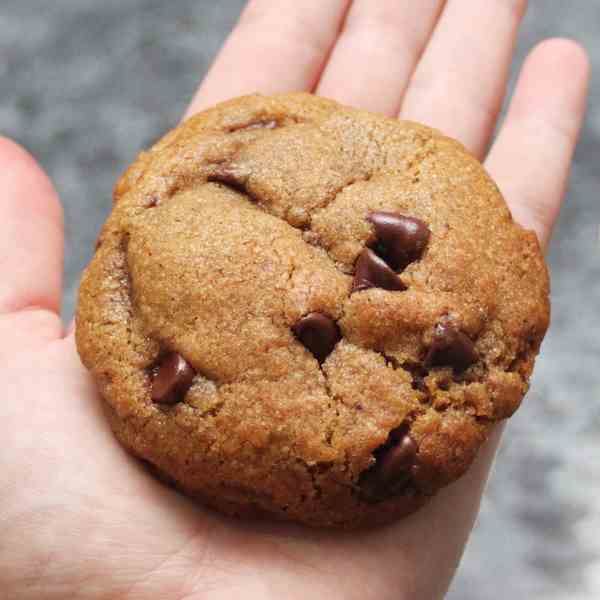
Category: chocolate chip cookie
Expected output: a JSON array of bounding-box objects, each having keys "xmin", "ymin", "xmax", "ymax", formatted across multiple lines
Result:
[{"xmin": 76, "ymin": 93, "xmax": 550, "ymax": 528}]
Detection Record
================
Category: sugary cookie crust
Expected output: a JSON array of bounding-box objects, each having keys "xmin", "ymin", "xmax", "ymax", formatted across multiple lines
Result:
[{"xmin": 76, "ymin": 93, "xmax": 549, "ymax": 528}]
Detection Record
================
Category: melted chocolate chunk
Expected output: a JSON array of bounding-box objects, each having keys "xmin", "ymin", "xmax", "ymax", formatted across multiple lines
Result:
[
  {"xmin": 151, "ymin": 352, "xmax": 196, "ymax": 404},
  {"xmin": 292, "ymin": 313, "xmax": 341, "ymax": 363},
  {"xmin": 352, "ymin": 248, "xmax": 406, "ymax": 292},
  {"xmin": 367, "ymin": 212, "xmax": 431, "ymax": 271},
  {"xmin": 425, "ymin": 323, "xmax": 478, "ymax": 372}
]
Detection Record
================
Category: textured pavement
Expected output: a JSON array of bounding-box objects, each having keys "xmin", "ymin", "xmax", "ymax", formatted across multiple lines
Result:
[{"xmin": 1, "ymin": 2, "xmax": 598, "ymax": 598}]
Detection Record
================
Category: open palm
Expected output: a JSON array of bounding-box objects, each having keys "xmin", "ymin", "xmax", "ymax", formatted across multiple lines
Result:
[{"xmin": 0, "ymin": 2, "xmax": 589, "ymax": 599}]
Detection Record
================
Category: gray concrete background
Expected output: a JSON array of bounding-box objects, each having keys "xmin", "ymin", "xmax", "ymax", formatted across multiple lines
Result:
[{"xmin": 1, "ymin": 1, "xmax": 598, "ymax": 598}]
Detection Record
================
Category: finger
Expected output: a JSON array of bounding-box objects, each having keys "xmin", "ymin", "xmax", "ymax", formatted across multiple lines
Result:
[
  {"xmin": 316, "ymin": 0, "xmax": 445, "ymax": 115},
  {"xmin": 0, "ymin": 138, "xmax": 64, "ymax": 316},
  {"xmin": 400, "ymin": 0, "xmax": 528, "ymax": 157},
  {"xmin": 186, "ymin": 0, "xmax": 351, "ymax": 117},
  {"xmin": 486, "ymin": 39, "xmax": 590, "ymax": 249}
]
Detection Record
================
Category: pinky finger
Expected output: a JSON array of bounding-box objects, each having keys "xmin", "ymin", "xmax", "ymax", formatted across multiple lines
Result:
[{"xmin": 485, "ymin": 38, "xmax": 590, "ymax": 250}]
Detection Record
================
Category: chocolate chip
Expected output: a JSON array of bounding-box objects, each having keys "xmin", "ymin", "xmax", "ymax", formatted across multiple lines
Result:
[
  {"xmin": 376, "ymin": 431, "xmax": 418, "ymax": 486},
  {"xmin": 425, "ymin": 323, "xmax": 478, "ymax": 372},
  {"xmin": 292, "ymin": 313, "xmax": 341, "ymax": 363},
  {"xmin": 367, "ymin": 212, "xmax": 431, "ymax": 271},
  {"xmin": 360, "ymin": 426, "xmax": 418, "ymax": 500},
  {"xmin": 151, "ymin": 352, "xmax": 195, "ymax": 404},
  {"xmin": 352, "ymin": 248, "xmax": 406, "ymax": 292}
]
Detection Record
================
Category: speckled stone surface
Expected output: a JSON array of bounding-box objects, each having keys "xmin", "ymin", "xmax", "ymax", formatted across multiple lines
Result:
[{"xmin": 1, "ymin": 0, "xmax": 598, "ymax": 596}]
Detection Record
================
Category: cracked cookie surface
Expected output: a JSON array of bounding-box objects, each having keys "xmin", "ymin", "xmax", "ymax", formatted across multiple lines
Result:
[{"xmin": 76, "ymin": 93, "xmax": 550, "ymax": 528}]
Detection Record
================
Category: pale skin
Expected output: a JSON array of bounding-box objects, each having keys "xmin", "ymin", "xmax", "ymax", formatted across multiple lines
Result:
[{"xmin": 0, "ymin": 1, "xmax": 590, "ymax": 599}]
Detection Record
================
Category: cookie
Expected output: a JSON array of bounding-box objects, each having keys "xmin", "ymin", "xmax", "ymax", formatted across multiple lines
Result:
[{"xmin": 75, "ymin": 93, "xmax": 550, "ymax": 528}]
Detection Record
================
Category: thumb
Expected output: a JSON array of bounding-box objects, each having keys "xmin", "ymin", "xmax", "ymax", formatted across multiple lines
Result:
[{"xmin": 0, "ymin": 138, "xmax": 64, "ymax": 346}]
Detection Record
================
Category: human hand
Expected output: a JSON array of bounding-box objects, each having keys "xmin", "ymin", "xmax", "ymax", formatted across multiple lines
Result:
[{"xmin": 0, "ymin": 2, "xmax": 589, "ymax": 599}]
